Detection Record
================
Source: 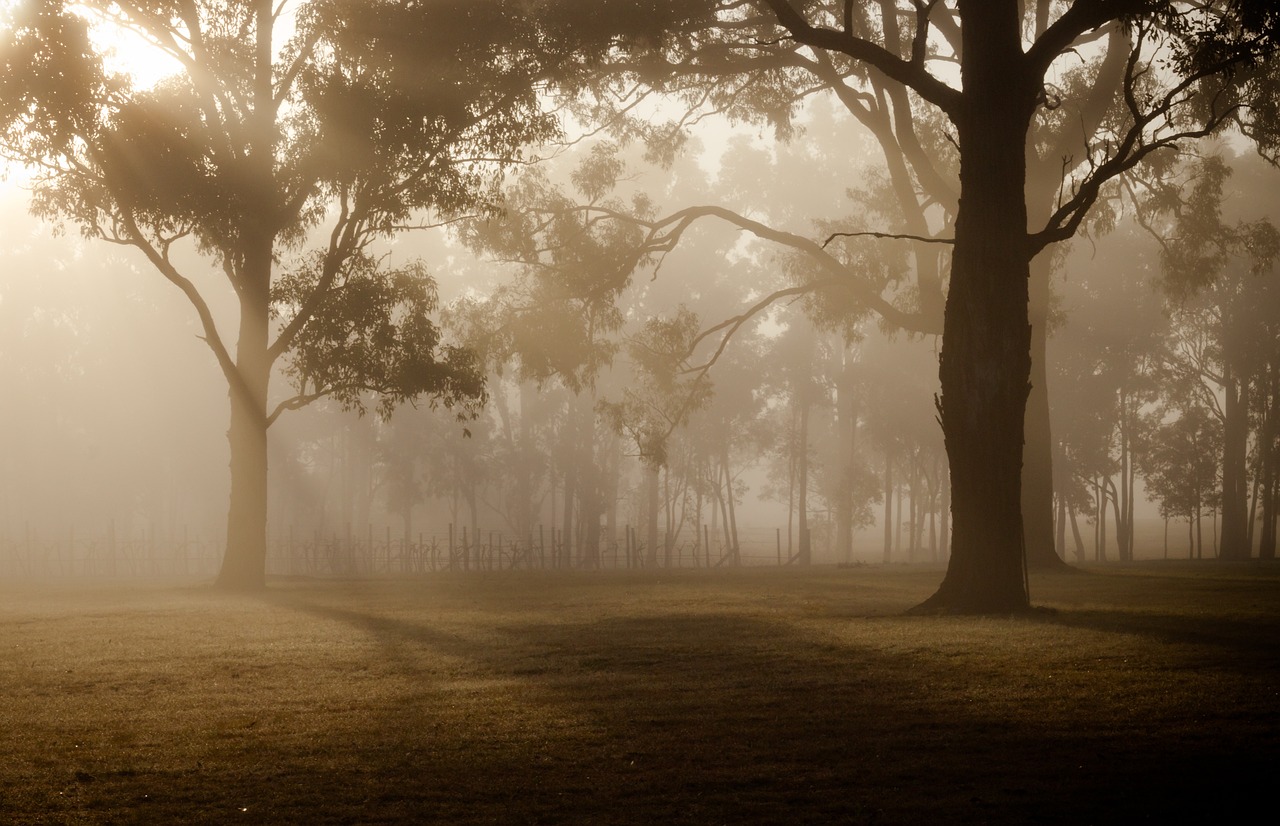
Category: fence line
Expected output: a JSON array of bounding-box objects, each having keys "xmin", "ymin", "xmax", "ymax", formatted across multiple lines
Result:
[{"xmin": 0, "ymin": 523, "xmax": 806, "ymax": 581}]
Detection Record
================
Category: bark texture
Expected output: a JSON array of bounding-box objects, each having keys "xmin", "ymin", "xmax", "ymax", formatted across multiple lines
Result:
[{"xmin": 914, "ymin": 0, "xmax": 1034, "ymax": 613}]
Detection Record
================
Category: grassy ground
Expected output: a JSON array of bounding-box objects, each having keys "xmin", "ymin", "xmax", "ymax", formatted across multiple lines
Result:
[{"xmin": 2, "ymin": 563, "xmax": 1278, "ymax": 824}]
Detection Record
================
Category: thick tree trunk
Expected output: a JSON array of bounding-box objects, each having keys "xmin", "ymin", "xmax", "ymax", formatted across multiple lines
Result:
[
  {"xmin": 914, "ymin": 0, "xmax": 1034, "ymax": 613},
  {"xmin": 216, "ymin": 275, "xmax": 271, "ymax": 590}
]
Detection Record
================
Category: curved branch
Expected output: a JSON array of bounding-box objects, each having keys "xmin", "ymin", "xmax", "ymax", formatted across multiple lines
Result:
[
  {"xmin": 760, "ymin": 0, "xmax": 961, "ymax": 117},
  {"xmin": 266, "ymin": 389, "xmax": 330, "ymax": 427},
  {"xmin": 684, "ymin": 280, "xmax": 840, "ymax": 376},
  {"xmin": 112, "ymin": 209, "xmax": 243, "ymax": 397},
  {"xmin": 642, "ymin": 204, "xmax": 936, "ymax": 333}
]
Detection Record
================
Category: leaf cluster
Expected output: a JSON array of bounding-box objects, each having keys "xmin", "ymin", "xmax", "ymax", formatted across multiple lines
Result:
[{"xmin": 274, "ymin": 253, "xmax": 485, "ymax": 420}]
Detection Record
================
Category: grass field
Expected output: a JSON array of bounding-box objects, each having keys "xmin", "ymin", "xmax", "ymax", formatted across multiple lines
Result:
[{"xmin": 2, "ymin": 563, "xmax": 1278, "ymax": 824}]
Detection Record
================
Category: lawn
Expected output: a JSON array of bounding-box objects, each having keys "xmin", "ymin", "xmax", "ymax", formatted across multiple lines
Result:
[{"xmin": 2, "ymin": 563, "xmax": 1278, "ymax": 824}]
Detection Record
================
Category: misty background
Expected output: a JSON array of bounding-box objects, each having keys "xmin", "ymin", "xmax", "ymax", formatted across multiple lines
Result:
[{"xmin": 1, "ymin": 61, "xmax": 1277, "ymax": 577}]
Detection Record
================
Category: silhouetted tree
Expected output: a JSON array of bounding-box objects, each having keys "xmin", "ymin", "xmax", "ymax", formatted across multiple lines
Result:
[{"xmin": 603, "ymin": 0, "xmax": 1280, "ymax": 611}]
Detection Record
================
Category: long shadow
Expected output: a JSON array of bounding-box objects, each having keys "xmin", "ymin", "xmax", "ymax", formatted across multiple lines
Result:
[
  {"xmin": 238, "ymin": 590, "xmax": 1280, "ymax": 825},
  {"xmin": 1034, "ymin": 607, "xmax": 1280, "ymax": 668}
]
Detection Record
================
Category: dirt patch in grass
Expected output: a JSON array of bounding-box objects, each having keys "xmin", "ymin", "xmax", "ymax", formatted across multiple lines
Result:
[{"xmin": 2, "ymin": 564, "xmax": 1278, "ymax": 824}]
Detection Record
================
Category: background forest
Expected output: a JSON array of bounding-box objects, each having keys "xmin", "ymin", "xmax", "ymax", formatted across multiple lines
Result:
[
  {"xmin": 3, "ymin": 121, "xmax": 1277, "ymax": 575},
  {"xmin": 0, "ymin": 1, "xmax": 1277, "ymax": 581}
]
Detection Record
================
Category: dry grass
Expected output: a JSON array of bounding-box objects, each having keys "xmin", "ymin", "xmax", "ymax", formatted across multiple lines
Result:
[{"xmin": 2, "ymin": 563, "xmax": 1278, "ymax": 824}]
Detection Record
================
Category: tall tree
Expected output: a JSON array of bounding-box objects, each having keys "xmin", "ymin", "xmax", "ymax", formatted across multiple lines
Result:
[
  {"xmin": 601, "ymin": 0, "xmax": 1279, "ymax": 611},
  {"xmin": 0, "ymin": 0, "xmax": 661, "ymax": 587}
]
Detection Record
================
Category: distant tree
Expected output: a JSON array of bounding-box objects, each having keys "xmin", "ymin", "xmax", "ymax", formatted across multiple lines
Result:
[
  {"xmin": 858, "ymin": 334, "xmax": 946, "ymax": 563},
  {"xmin": 601, "ymin": 309, "xmax": 712, "ymax": 566},
  {"xmin": 1053, "ymin": 220, "xmax": 1171, "ymax": 561},
  {"xmin": 1145, "ymin": 402, "xmax": 1222, "ymax": 558},
  {"xmin": 1147, "ymin": 153, "xmax": 1280, "ymax": 559}
]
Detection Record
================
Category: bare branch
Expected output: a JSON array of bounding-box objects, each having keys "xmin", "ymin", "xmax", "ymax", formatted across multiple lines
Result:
[{"xmin": 822, "ymin": 229, "xmax": 953, "ymax": 247}]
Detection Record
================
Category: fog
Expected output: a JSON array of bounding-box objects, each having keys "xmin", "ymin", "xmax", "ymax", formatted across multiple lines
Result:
[
  {"xmin": 5, "ymin": 119, "xmax": 1275, "ymax": 579},
  {"xmin": 1, "ymin": 2, "xmax": 1277, "ymax": 585}
]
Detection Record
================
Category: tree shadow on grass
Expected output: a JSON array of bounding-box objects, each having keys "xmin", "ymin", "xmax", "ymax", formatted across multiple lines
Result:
[
  {"xmin": 242, "ymin": 594, "xmax": 1279, "ymax": 825},
  {"xmin": 1034, "ymin": 607, "xmax": 1280, "ymax": 669}
]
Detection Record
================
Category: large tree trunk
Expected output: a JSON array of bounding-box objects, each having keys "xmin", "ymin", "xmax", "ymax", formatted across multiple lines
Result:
[
  {"xmin": 215, "ymin": 1, "xmax": 275, "ymax": 590},
  {"xmin": 914, "ymin": 0, "xmax": 1034, "ymax": 613},
  {"xmin": 216, "ymin": 269, "xmax": 272, "ymax": 590}
]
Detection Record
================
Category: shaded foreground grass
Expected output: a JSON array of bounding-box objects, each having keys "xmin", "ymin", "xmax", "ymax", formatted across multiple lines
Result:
[{"xmin": 2, "ymin": 563, "xmax": 1278, "ymax": 824}]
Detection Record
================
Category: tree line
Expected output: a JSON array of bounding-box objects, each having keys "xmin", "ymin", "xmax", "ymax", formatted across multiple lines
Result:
[{"xmin": 2, "ymin": 1, "xmax": 1278, "ymax": 611}]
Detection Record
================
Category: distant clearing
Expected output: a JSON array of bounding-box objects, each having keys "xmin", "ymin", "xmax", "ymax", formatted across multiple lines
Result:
[{"xmin": 2, "ymin": 564, "xmax": 1278, "ymax": 823}]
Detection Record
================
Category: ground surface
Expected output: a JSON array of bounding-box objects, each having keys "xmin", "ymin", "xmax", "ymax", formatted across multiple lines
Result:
[{"xmin": 1, "ymin": 563, "xmax": 1278, "ymax": 824}]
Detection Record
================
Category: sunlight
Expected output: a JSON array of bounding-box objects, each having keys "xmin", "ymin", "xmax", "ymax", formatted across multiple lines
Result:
[
  {"xmin": 1, "ymin": 2, "xmax": 182, "ymax": 90},
  {"xmin": 70, "ymin": 2, "xmax": 183, "ymax": 89}
]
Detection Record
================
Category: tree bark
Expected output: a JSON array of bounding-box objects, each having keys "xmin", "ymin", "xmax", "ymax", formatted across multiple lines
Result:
[
  {"xmin": 914, "ymin": 0, "xmax": 1034, "ymax": 613},
  {"xmin": 215, "ymin": 257, "xmax": 272, "ymax": 589}
]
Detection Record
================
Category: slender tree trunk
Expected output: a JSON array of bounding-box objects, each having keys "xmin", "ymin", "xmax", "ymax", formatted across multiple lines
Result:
[
  {"xmin": 908, "ymin": 456, "xmax": 919, "ymax": 561},
  {"xmin": 895, "ymin": 483, "xmax": 903, "ymax": 558},
  {"xmin": 882, "ymin": 448, "xmax": 894, "ymax": 563},
  {"xmin": 835, "ymin": 344, "xmax": 858, "ymax": 564},
  {"xmin": 1107, "ymin": 477, "xmax": 1125, "ymax": 562},
  {"xmin": 916, "ymin": 2, "xmax": 1035, "ymax": 612},
  {"xmin": 723, "ymin": 442, "xmax": 740, "ymax": 564},
  {"xmin": 1055, "ymin": 494, "xmax": 1067, "ymax": 560},
  {"xmin": 1098, "ymin": 479, "xmax": 1108, "ymax": 562},
  {"xmin": 645, "ymin": 462, "xmax": 660, "ymax": 568},
  {"xmin": 1022, "ymin": 252, "xmax": 1063, "ymax": 568},
  {"xmin": 1068, "ymin": 503, "xmax": 1085, "ymax": 563},
  {"xmin": 797, "ymin": 395, "xmax": 811, "ymax": 566},
  {"xmin": 1220, "ymin": 370, "xmax": 1251, "ymax": 559},
  {"xmin": 787, "ymin": 405, "xmax": 796, "ymax": 558},
  {"xmin": 561, "ymin": 454, "xmax": 577, "ymax": 568}
]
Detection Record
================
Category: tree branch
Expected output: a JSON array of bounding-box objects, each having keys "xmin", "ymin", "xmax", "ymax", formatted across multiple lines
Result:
[{"xmin": 760, "ymin": 0, "xmax": 961, "ymax": 117}]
